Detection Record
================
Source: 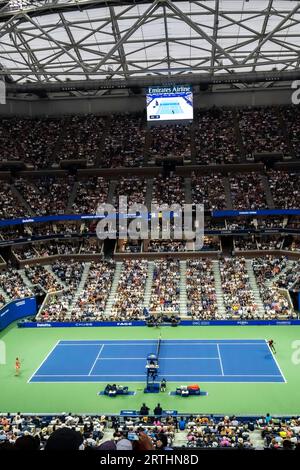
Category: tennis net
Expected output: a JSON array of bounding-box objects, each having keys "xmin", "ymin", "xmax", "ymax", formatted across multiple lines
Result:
[{"xmin": 156, "ymin": 335, "xmax": 162, "ymax": 359}]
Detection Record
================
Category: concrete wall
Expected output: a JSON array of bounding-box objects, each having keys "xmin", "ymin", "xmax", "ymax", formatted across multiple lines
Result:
[{"xmin": 0, "ymin": 83, "xmax": 295, "ymax": 117}]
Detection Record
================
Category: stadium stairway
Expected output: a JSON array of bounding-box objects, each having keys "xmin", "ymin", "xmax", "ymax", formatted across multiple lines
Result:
[
  {"xmin": 94, "ymin": 116, "xmax": 111, "ymax": 167},
  {"xmin": 107, "ymin": 180, "xmax": 118, "ymax": 205},
  {"xmin": 143, "ymin": 261, "xmax": 155, "ymax": 310},
  {"xmin": 264, "ymin": 259, "xmax": 295, "ymax": 288},
  {"xmin": 260, "ymin": 175, "xmax": 275, "ymax": 209},
  {"xmin": 190, "ymin": 120, "xmax": 197, "ymax": 165},
  {"xmin": 44, "ymin": 265, "xmax": 67, "ymax": 289},
  {"xmin": 179, "ymin": 260, "xmax": 188, "ymax": 316},
  {"xmin": 19, "ymin": 268, "xmax": 45, "ymax": 293},
  {"xmin": 104, "ymin": 261, "xmax": 123, "ymax": 317},
  {"xmin": 143, "ymin": 129, "xmax": 152, "ymax": 166},
  {"xmin": 233, "ymin": 108, "xmax": 247, "ymax": 161},
  {"xmin": 212, "ymin": 261, "xmax": 226, "ymax": 318},
  {"xmin": 275, "ymin": 107, "xmax": 294, "ymax": 160},
  {"xmin": 184, "ymin": 178, "xmax": 192, "ymax": 205},
  {"xmin": 10, "ymin": 184, "xmax": 35, "ymax": 217},
  {"xmin": 145, "ymin": 178, "xmax": 154, "ymax": 209},
  {"xmin": 245, "ymin": 260, "xmax": 265, "ymax": 317},
  {"xmin": 66, "ymin": 181, "xmax": 79, "ymax": 212},
  {"xmin": 222, "ymin": 177, "xmax": 233, "ymax": 210},
  {"xmin": 67, "ymin": 262, "xmax": 91, "ymax": 314},
  {"xmin": 0, "ymin": 286, "xmax": 10, "ymax": 304}
]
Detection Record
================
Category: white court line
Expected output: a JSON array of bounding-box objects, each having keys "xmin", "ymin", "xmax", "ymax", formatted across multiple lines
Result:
[
  {"xmin": 30, "ymin": 380, "xmax": 286, "ymax": 384},
  {"xmin": 265, "ymin": 339, "xmax": 287, "ymax": 383},
  {"xmin": 216, "ymin": 344, "xmax": 224, "ymax": 376},
  {"xmin": 58, "ymin": 339, "xmax": 265, "ymax": 347},
  {"xmin": 88, "ymin": 345, "xmax": 104, "ymax": 376},
  {"xmin": 27, "ymin": 340, "xmax": 60, "ymax": 384},
  {"xmin": 94, "ymin": 357, "xmax": 220, "ymax": 360},
  {"xmin": 33, "ymin": 373, "xmax": 283, "ymax": 378},
  {"xmin": 57, "ymin": 343, "xmax": 157, "ymax": 346}
]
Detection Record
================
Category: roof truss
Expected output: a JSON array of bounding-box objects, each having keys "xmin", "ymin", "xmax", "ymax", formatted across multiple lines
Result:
[{"xmin": 0, "ymin": 0, "xmax": 299, "ymax": 84}]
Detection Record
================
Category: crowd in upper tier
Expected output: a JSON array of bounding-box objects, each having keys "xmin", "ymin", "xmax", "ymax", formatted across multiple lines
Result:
[
  {"xmin": 0, "ymin": 105, "xmax": 298, "ymax": 169},
  {"xmin": 0, "ymin": 168, "xmax": 299, "ymax": 221}
]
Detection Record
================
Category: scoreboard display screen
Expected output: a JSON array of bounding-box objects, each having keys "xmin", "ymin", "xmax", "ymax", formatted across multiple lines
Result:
[{"xmin": 146, "ymin": 84, "xmax": 193, "ymax": 122}]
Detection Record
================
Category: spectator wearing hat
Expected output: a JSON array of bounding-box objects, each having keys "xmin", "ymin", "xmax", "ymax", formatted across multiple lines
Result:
[{"xmin": 44, "ymin": 428, "xmax": 83, "ymax": 451}]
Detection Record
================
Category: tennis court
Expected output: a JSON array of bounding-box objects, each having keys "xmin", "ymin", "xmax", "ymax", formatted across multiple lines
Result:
[
  {"xmin": 157, "ymin": 102, "xmax": 183, "ymax": 114},
  {"xmin": 29, "ymin": 339, "xmax": 285, "ymax": 384}
]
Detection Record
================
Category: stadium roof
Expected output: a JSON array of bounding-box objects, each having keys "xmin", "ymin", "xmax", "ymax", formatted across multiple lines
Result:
[{"xmin": 1, "ymin": 0, "xmax": 300, "ymax": 86}]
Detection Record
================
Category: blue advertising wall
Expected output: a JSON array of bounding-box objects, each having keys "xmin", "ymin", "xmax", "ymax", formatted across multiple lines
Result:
[
  {"xmin": 18, "ymin": 319, "xmax": 300, "ymax": 328},
  {"xmin": 1, "ymin": 208, "xmax": 300, "ymax": 229},
  {"xmin": 0, "ymin": 297, "xmax": 37, "ymax": 330}
]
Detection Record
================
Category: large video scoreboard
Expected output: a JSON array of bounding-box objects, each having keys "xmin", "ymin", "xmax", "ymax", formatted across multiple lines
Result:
[{"xmin": 146, "ymin": 84, "xmax": 193, "ymax": 122}]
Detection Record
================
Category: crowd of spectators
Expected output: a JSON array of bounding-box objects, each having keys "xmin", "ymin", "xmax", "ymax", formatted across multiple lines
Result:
[
  {"xmin": 72, "ymin": 177, "xmax": 109, "ymax": 214},
  {"xmin": 32, "ymin": 241, "xmax": 80, "ymax": 258},
  {"xmin": 273, "ymin": 261, "xmax": 300, "ymax": 290},
  {"xmin": 0, "ymin": 293, "xmax": 6, "ymax": 309},
  {"xmin": 0, "ymin": 107, "xmax": 299, "ymax": 173},
  {"xmin": 24, "ymin": 265, "xmax": 62, "ymax": 292},
  {"xmin": 238, "ymin": 106, "xmax": 289, "ymax": 158},
  {"xmin": 152, "ymin": 175, "xmax": 185, "ymax": 206},
  {"xmin": 283, "ymin": 238, "xmax": 300, "ymax": 252},
  {"xmin": 0, "ymin": 183, "xmax": 28, "ymax": 220},
  {"xmin": 234, "ymin": 236, "xmax": 258, "ymax": 251},
  {"xmin": 0, "ymin": 117, "xmax": 61, "ymax": 168},
  {"xmin": 102, "ymin": 113, "xmax": 145, "ymax": 167},
  {"xmin": 149, "ymin": 259, "xmax": 180, "ymax": 315},
  {"xmin": 252, "ymin": 256, "xmax": 287, "ymax": 283},
  {"xmin": 230, "ymin": 173, "xmax": 268, "ymax": 209},
  {"xmin": 259, "ymin": 416, "xmax": 300, "ymax": 449},
  {"xmin": 191, "ymin": 173, "xmax": 227, "ymax": 210},
  {"xmin": 256, "ymin": 237, "xmax": 284, "ymax": 250},
  {"xmin": 110, "ymin": 260, "xmax": 148, "ymax": 320},
  {"xmin": 252, "ymin": 257, "xmax": 293, "ymax": 317},
  {"xmin": 0, "ymin": 267, "xmax": 34, "ymax": 300},
  {"xmin": 185, "ymin": 415, "xmax": 253, "ymax": 449},
  {"xmin": 13, "ymin": 245, "xmax": 38, "ymax": 260},
  {"xmin": 279, "ymin": 105, "xmax": 300, "ymax": 158},
  {"xmin": 70, "ymin": 260, "xmax": 115, "ymax": 321},
  {"xmin": 256, "ymin": 217, "xmax": 284, "ymax": 229},
  {"xmin": 149, "ymin": 124, "xmax": 191, "ymax": 161},
  {"xmin": 220, "ymin": 257, "xmax": 258, "ymax": 318},
  {"xmin": 2, "ymin": 412, "xmax": 300, "ymax": 450},
  {"xmin": 186, "ymin": 259, "xmax": 217, "ymax": 319},
  {"xmin": 195, "ymin": 108, "xmax": 241, "ymax": 165},
  {"xmin": 14, "ymin": 176, "xmax": 74, "ymax": 216},
  {"xmin": 112, "ymin": 177, "xmax": 147, "ymax": 206},
  {"xmin": 117, "ymin": 240, "xmax": 141, "ymax": 253},
  {"xmin": 268, "ymin": 170, "xmax": 300, "ymax": 209},
  {"xmin": 80, "ymin": 239, "xmax": 102, "ymax": 254},
  {"xmin": 37, "ymin": 261, "xmax": 84, "ymax": 322},
  {"xmin": 0, "ymin": 413, "xmax": 107, "ymax": 450},
  {"xmin": 56, "ymin": 115, "xmax": 106, "ymax": 166},
  {"xmin": 147, "ymin": 240, "xmax": 186, "ymax": 252},
  {"xmin": 1, "ymin": 169, "xmax": 300, "ymax": 224}
]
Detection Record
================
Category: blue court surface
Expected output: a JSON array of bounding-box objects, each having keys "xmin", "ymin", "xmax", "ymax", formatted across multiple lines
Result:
[
  {"xmin": 29, "ymin": 339, "xmax": 286, "ymax": 384},
  {"xmin": 157, "ymin": 102, "xmax": 182, "ymax": 114}
]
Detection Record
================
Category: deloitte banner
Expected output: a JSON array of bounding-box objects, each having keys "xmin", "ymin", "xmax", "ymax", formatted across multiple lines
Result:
[
  {"xmin": 0, "ymin": 297, "xmax": 37, "ymax": 330},
  {"xmin": 18, "ymin": 320, "xmax": 146, "ymax": 328}
]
